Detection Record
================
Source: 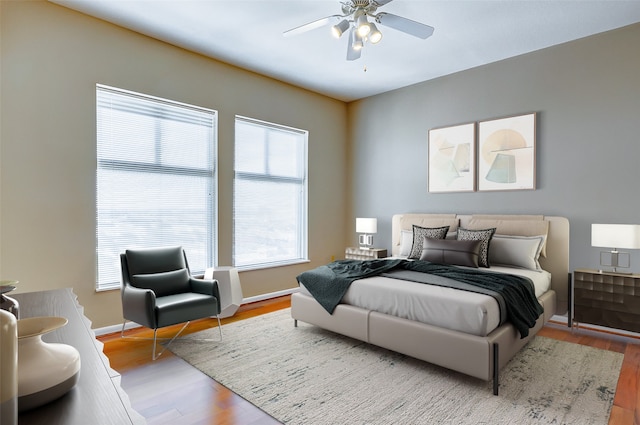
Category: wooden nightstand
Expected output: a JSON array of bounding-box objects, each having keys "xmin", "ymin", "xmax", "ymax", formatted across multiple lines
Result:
[
  {"xmin": 345, "ymin": 247, "xmax": 387, "ymax": 260},
  {"xmin": 573, "ymin": 268, "xmax": 640, "ymax": 333}
]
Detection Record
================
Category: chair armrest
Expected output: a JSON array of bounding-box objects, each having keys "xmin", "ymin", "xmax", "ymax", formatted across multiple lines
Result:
[
  {"xmin": 122, "ymin": 284, "xmax": 157, "ymax": 329},
  {"xmin": 190, "ymin": 277, "xmax": 220, "ymax": 298},
  {"xmin": 190, "ymin": 277, "xmax": 221, "ymax": 313}
]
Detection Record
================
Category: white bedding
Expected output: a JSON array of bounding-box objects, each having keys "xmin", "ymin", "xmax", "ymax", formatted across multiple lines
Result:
[{"xmin": 299, "ymin": 265, "xmax": 551, "ymax": 337}]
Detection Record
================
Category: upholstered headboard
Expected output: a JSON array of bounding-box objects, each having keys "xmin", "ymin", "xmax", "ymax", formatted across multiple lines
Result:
[{"xmin": 391, "ymin": 214, "xmax": 570, "ymax": 315}]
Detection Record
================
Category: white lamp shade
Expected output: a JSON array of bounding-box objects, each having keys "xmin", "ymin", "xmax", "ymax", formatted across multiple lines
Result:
[
  {"xmin": 331, "ymin": 19, "xmax": 350, "ymax": 38},
  {"xmin": 592, "ymin": 224, "xmax": 640, "ymax": 249},
  {"xmin": 368, "ymin": 23, "xmax": 382, "ymax": 44},
  {"xmin": 356, "ymin": 13, "xmax": 370, "ymax": 37},
  {"xmin": 356, "ymin": 218, "xmax": 377, "ymax": 234}
]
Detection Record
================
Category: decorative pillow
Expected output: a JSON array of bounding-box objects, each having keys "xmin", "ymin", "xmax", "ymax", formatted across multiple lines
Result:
[
  {"xmin": 489, "ymin": 234, "xmax": 546, "ymax": 270},
  {"xmin": 420, "ymin": 238, "xmax": 481, "ymax": 268},
  {"xmin": 399, "ymin": 230, "xmax": 413, "ymax": 257},
  {"xmin": 456, "ymin": 228, "xmax": 496, "ymax": 267},
  {"xmin": 132, "ymin": 268, "xmax": 190, "ymax": 297},
  {"xmin": 408, "ymin": 225, "xmax": 449, "ymax": 259},
  {"xmin": 467, "ymin": 218, "xmax": 549, "ymax": 257},
  {"xmin": 397, "ymin": 214, "xmax": 458, "ymax": 243}
]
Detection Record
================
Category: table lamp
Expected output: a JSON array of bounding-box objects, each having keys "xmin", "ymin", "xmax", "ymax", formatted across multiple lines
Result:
[
  {"xmin": 591, "ymin": 223, "xmax": 640, "ymax": 273},
  {"xmin": 356, "ymin": 218, "xmax": 377, "ymax": 250}
]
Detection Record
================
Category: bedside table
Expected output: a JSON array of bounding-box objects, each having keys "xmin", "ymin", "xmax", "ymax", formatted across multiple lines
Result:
[
  {"xmin": 345, "ymin": 247, "xmax": 387, "ymax": 260},
  {"xmin": 573, "ymin": 268, "xmax": 640, "ymax": 333}
]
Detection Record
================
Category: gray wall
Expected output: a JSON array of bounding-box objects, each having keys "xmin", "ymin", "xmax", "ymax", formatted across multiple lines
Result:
[{"xmin": 348, "ymin": 23, "xmax": 640, "ymax": 274}]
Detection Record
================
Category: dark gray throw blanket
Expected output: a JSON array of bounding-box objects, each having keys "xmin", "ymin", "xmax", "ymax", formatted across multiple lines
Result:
[{"xmin": 296, "ymin": 259, "xmax": 543, "ymax": 338}]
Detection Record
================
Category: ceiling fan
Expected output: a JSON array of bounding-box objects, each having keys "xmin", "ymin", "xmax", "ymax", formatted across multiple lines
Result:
[{"xmin": 283, "ymin": 0, "xmax": 434, "ymax": 61}]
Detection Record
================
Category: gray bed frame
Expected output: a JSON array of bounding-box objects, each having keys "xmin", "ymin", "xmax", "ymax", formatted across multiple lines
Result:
[{"xmin": 291, "ymin": 214, "xmax": 570, "ymax": 395}]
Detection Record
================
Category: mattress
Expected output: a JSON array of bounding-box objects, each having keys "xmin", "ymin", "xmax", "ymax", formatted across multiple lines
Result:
[{"xmin": 299, "ymin": 266, "xmax": 551, "ymax": 337}]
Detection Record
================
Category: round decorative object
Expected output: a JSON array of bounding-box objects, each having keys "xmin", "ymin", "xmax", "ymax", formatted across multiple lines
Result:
[
  {"xmin": 17, "ymin": 316, "xmax": 81, "ymax": 412},
  {"xmin": 0, "ymin": 281, "xmax": 20, "ymax": 319}
]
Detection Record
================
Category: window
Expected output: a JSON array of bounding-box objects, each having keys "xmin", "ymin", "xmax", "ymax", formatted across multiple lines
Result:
[
  {"xmin": 233, "ymin": 116, "xmax": 308, "ymax": 269},
  {"xmin": 96, "ymin": 85, "xmax": 217, "ymax": 291}
]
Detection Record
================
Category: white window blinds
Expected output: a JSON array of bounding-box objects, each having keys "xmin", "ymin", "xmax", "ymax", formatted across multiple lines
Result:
[
  {"xmin": 96, "ymin": 85, "xmax": 217, "ymax": 291},
  {"xmin": 233, "ymin": 116, "xmax": 308, "ymax": 269}
]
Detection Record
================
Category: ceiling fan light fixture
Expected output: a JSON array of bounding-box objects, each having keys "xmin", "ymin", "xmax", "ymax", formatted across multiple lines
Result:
[
  {"xmin": 284, "ymin": 0, "xmax": 434, "ymax": 62},
  {"xmin": 355, "ymin": 10, "xmax": 370, "ymax": 37},
  {"xmin": 368, "ymin": 23, "xmax": 382, "ymax": 44},
  {"xmin": 331, "ymin": 19, "xmax": 350, "ymax": 38}
]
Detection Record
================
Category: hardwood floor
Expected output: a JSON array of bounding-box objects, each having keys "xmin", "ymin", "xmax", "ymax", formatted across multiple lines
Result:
[
  {"xmin": 538, "ymin": 322, "xmax": 640, "ymax": 425},
  {"xmin": 100, "ymin": 296, "xmax": 640, "ymax": 425},
  {"xmin": 100, "ymin": 297, "xmax": 289, "ymax": 425}
]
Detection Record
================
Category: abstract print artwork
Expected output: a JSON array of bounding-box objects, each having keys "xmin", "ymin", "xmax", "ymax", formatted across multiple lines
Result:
[
  {"xmin": 428, "ymin": 122, "xmax": 476, "ymax": 192},
  {"xmin": 478, "ymin": 113, "xmax": 536, "ymax": 191}
]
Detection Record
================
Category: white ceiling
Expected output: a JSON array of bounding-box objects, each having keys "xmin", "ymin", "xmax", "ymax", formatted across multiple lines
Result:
[{"xmin": 51, "ymin": 0, "xmax": 640, "ymax": 102}]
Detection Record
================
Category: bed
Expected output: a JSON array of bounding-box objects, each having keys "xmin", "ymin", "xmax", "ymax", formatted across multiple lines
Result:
[{"xmin": 291, "ymin": 214, "xmax": 570, "ymax": 395}]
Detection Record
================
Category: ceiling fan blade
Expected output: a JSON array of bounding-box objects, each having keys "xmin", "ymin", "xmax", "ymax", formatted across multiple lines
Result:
[
  {"xmin": 346, "ymin": 29, "xmax": 361, "ymax": 61},
  {"xmin": 373, "ymin": 0, "xmax": 395, "ymax": 6},
  {"xmin": 376, "ymin": 12, "xmax": 434, "ymax": 39},
  {"xmin": 283, "ymin": 15, "xmax": 341, "ymax": 37}
]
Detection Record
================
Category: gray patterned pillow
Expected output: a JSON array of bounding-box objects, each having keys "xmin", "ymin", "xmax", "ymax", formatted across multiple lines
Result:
[
  {"xmin": 408, "ymin": 225, "xmax": 449, "ymax": 259},
  {"xmin": 456, "ymin": 228, "xmax": 496, "ymax": 267}
]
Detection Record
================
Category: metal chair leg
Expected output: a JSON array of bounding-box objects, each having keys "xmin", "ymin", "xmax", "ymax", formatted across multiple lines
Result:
[
  {"xmin": 215, "ymin": 315, "xmax": 223, "ymax": 341},
  {"xmin": 152, "ymin": 321, "xmax": 190, "ymax": 360},
  {"xmin": 121, "ymin": 320, "xmax": 190, "ymax": 360},
  {"xmin": 152, "ymin": 328, "xmax": 158, "ymax": 360},
  {"xmin": 121, "ymin": 320, "xmax": 127, "ymax": 337},
  {"xmin": 120, "ymin": 317, "xmax": 222, "ymax": 360}
]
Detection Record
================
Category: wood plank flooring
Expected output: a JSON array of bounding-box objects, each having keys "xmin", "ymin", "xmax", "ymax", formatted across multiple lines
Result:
[{"xmin": 99, "ymin": 296, "xmax": 640, "ymax": 425}]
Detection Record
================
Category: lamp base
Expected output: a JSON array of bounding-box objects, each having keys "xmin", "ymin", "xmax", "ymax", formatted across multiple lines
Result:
[
  {"xmin": 358, "ymin": 234, "xmax": 373, "ymax": 249},
  {"xmin": 599, "ymin": 250, "xmax": 631, "ymax": 274},
  {"xmin": 598, "ymin": 268, "xmax": 634, "ymax": 275}
]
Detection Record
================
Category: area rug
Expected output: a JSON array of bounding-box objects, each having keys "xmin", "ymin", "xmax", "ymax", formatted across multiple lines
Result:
[{"xmin": 168, "ymin": 309, "xmax": 623, "ymax": 425}]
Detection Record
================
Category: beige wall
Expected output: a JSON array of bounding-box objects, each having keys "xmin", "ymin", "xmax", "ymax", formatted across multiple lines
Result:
[{"xmin": 0, "ymin": 0, "xmax": 349, "ymax": 328}]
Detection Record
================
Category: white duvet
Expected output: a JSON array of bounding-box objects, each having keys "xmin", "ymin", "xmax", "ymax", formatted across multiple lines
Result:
[{"xmin": 299, "ymin": 265, "xmax": 550, "ymax": 337}]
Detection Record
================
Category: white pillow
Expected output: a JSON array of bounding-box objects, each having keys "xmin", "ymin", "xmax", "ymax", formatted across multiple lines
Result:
[
  {"xmin": 400, "ymin": 230, "xmax": 413, "ymax": 257},
  {"xmin": 489, "ymin": 234, "xmax": 546, "ymax": 270}
]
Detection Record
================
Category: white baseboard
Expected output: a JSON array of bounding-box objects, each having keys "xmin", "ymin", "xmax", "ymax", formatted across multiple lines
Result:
[
  {"xmin": 550, "ymin": 314, "xmax": 569, "ymax": 325},
  {"xmin": 93, "ymin": 287, "xmax": 300, "ymax": 336},
  {"xmin": 549, "ymin": 313, "xmax": 640, "ymax": 340},
  {"xmin": 242, "ymin": 287, "xmax": 299, "ymax": 304},
  {"xmin": 94, "ymin": 321, "xmax": 142, "ymax": 337}
]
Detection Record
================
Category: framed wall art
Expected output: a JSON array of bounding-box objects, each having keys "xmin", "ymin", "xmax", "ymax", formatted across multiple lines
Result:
[
  {"xmin": 428, "ymin": 122, "xmax": 476, "ymax": 193},
  {"xmin": 477, "ymin": 112, "xmax": 536, "ymax": 191}
]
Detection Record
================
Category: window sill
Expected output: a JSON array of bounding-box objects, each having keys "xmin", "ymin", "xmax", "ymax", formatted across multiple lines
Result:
[{"xmin": 235, "ymin": 259, "xmax": 310, "ymax": 272}]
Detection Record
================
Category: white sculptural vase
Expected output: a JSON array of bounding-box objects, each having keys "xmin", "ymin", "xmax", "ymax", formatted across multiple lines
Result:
[
  {"xmin": 1, "ymin": 310, "xmax": 18, "ymax": 425},
  {"xmin": 17, "ymin": 316, "xmax": 81, "ymax": 412}
]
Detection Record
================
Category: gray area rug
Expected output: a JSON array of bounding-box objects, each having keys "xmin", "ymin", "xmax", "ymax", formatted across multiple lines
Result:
[{"xmin": 169, "ymin": 309, "xmax": 622, "ymax": 425}]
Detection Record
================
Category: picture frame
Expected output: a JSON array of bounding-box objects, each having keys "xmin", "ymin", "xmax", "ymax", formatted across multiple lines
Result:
[
  {"xmin": 477, "ymin": 112, "xmax": 536, "ymax": 191},
  {"xmin": 428, "ymin": 122, "xmax": 476, "ymax": 193}
]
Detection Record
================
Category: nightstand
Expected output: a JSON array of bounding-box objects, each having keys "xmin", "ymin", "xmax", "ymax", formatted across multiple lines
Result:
[
  {"xmin": 573, "ymin": 268, "xmax": 640, "ymax": 333},
  {"xmin": 345, "ymin": 247, "xmax": 387, "ymax": 260}
]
